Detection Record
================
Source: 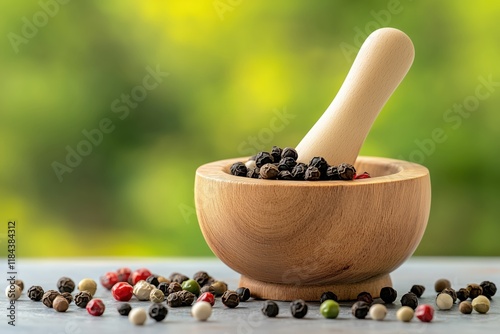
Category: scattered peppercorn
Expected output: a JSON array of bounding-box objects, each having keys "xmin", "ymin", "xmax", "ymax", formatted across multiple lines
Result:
[
  {"xmin": 57, "ymin": 277, "xmax": 75, "ymax": 293},
  {"xmin": 182, "ymin": 279, "xmax": 201, "ymax": 297},
  {"xmin": 200, "ymin": 285, "xmax": 216, "ymax": 295},
  {"xmin": 255, "ymin": 152, "xmax": 273, "ymax": 168},
  {"xmin": 380, "ymin": 287, "xmax": 397, "ymax": 304},
  {"xmin": 5, "ymin": 285, "xmax": 21, "ymax": 301},
  {"xmin": 262, "ymin": 300, "xmax": 279, "ymax": 317},
  {"xmin": 27, "ymin": 285, "xmax": 44, "ymax": 301},
  {"xmin": 278, "ymin": 157, "xmax": 297, "ymax": 171},
  {"xmin": 197, "ymin": 292, "xmax": 215, "ymax": 306},
  {"xmin": 436, "ymin": 292, "xmax": 453, "ymax": 310},
  {"xmin": 74, "ymin": 291, "xmax": 92, "ymax": 308},
  {"xmin": 292, "ymin": 163, "xmax": 307, "ymax": 180},
  {"xmin": 158, "ymin": 282, "xmax": 170, "ymax": 297},
  {"xmin": 410, "ymin": 285, "xmax": 425, "ymax": 298},
  {"xmin": 400, "ymin": 292, "xmax": 418, "ymax": 310},
  {"xmin": 192, "ymin": 301, "xmax": 213, "ymax": 321},
  {"xmin": 149, "ymin": 303, "xmax": 168, "ymax": 321},
  {"xmin": 369, "ymin": 304, "xmax": 387, "ymax": 321},
  {"xmin": 61, "ymin": 292, "xmax": 73, "ymax": 304},
  {"xmin": 396, "ymin": 306, "xmax": 414, "ymax": 322},
  {"xmin": 326, "ymin": 165, "xmax": 340, "ymax": 180},
  {"xmin": 304, "ymin": 166, "xmax": 321, "ymax": 180},
  {"xmin": 150, "ymin": 288, "xmax": 165, "ymax": 303},
  {"xmin": 480, "ymin": 281, "xmax": 497, "ymax": 299},
  {"xmin": 193, "ymin": 271, "xmax": 210, "ymax": 287},
  {"xmin": 282, "ymin": 147, "xmax": 298, "ymax": 160},
  {"xmin": 260, "ymin": 163, "xmax": 279, "ymax": 179},
  {"xmin": 230, "ymin": 162, "xmax": 247, "ymax": 177},
  {"xmin": 157, "ymin": 276, "xmax": 170, "ymax": 284},
  {"xmin": 441, "ymin": 287, "xmax": 457, "ymax": 304},
  {"xmin": 166, "ymin": 291, "xmax": 183, "ymax": 307},
  {"xmin": 459, "ymin": 301, "xmax": 472, "ymax": 314},
  {"xmin": 211, "ymin": 281, "xmax": 228, "ymax": 297},
  {"xmin": 352, "ymin": 301, "xmax": 369, "ymax": 319},
  {"xmin": 179, "ymin": 290, "xmax": 196, "ymax": 306},
  {"xmin": 415, "ymin": 304, "xmax": 434, "ymax": 322},
  {"xmin": 146, "ymin": 275, "xmax": 160, "ymax": 287},
  {"xmin": 53, "ymin": 296, "xmax": 69, "ymax": 312},
  {"xmin": 129, "ymin": 308, "xmax": 147, "ymax": 326},
  {"xmin": 169, "ymin": 272, "xmax": 189, "ymax": 284},
  {"xmin": 78, "ymin": 278, "xmax": 97, "ymax": 296},
  {"xmin": 278, "ymin": 170, "xmax": 294, "ymax": 180},
  {"xmin": 357, "ymin": 291, "xmax": 373, "ymax": 305},
  {"xmin": 118, "ymin": 303, "xmax": 132, "ymax": 316},
  {"xmin": 472, "ymin": 295, "xmax": 490, "ymax": 314},
  {"xmin": 112, "ymin": 282, "xmax": 134, "ymax": 302},
  {"xmin": 309, "ymin": 157, "xmax": 328, "ymax": 177},
  {"xmin": 290, "ymin": 299, "xmax": 308, "ymax": 318},
  {"xmin": 337, "ymin": 163, "xmax": 356, "ymax": 180},
  {"xmin": 320, "ymin": 299, "xmax": 340, "ymax": 319},
  {"xmin": 222, "ymin": 290, "xmax": 240, "ymax": 308},
  {"xmin": 434, "ymin": 278, "xmax": 451, "ymax": 292},
  {"xmin": 320, "ymin": 291, "xmax": 338, "ymax": 304},
  {"xmin": 247, "ymin": 168, "xmax": 260, "ymax": 178},
  {"xmin": 168, "ymin": 282, "xmax": 183, "ymax": 295},
  {"xmin": 117, "ymin": 267, "xmax": 132, "ymax": 283},
  {"xmin": 131, "ymin": 268, "xmax": 153, "ymax": 285},
  {"xmin": 457, "ymin": 288, "xmax": 469, "ymax": 302},
  {"xmin": 100, "ymin": 272, "xmax": 119, "ymax": 290},
  {"xmin": 42, "ymin": 290, "xmax": 60, "ymax": 308},
  {"xmin": 236, "ymin": 287, "xmax": 251, "ymax": 302},
  {"xmin": 86, "ymin": 298, "xmax": 106, "ymax": 316},
  {"xmin": 467, "ymin": 283, "xmax": 483, "ymax": 299},
  {"xmin": 271, "ymin": 146, "xmax": 282, "ymax": 162},
  {"xmin": 15, "ymin": 279, "xmax": 24, "ymax": 292},
  {"xmin": 133, "ymin": 280, "xmax": 155, "ymax": 301}
]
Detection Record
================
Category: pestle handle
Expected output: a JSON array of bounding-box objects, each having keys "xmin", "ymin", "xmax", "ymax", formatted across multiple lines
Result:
[{"xmin": 295, "ymin": 28, "xmax": 415, "ymax": 166}]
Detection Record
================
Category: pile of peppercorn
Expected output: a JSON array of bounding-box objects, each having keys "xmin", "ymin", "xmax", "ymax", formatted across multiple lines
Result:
[{"xmin": 230, "ymin": 146, "xmax": 370, "ymax": 181}]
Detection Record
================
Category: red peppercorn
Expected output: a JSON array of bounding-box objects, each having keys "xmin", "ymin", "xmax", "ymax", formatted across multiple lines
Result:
[
  {"xmin": 197, "ymin": 292, "xmax": 215, "ymax": 306},
  {"xmin": 100, "ymin": 272, "xmax": 119, "ymax": 290},
  {"xmin": 117, "ymin": 267, "xmax": 132, "ymax": 282},
  {"xmin": 131, "ymin": 268, "xmax": 152, "ymax": 286},
  {"xmin": 111, "ymin": 282, "xmax": 133, "ymax": 302},
  {"xmin": 355, "ymin": 172, "xmax": 371, "ymax": 179},
  {"xmin": 415, "ymin": 304, "xmax": 434, "ymax": 322},
  {"xmin": 86, "ymin": 298, "xmax": 106, "ymax": 316}
]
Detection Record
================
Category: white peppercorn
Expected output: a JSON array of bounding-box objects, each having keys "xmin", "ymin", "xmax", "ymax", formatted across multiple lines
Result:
[
  {"xmin": 5, "ymin": 285, "xmax": 21, "ymax": 301},
  {"xmin": 150, "ymin": 288, "xmax": 164, "ymax": 303},
  {"xmin": 472, "ymin": 295, "xmax": 490, "ymax": 314},
  {"xmin": 129, "ymin": 308, "xmax": 147, "ymax": 326},
  {"xmin": 369, "ymin": 304, "xmax": 387, "ymax": 320},
  {"xmin": 133, "ymin": 280, "xmax": 154, "ymax": 301},
  {"xmin": 192, "ymin": 301, "xmax": 212, "ymax": 321},
  {"xmin": 396, "ymin": 306, "xmax": 414, "ymax": 322},
  {"xmin": 436, "ymin": 292, "xmax": 453, "ymax": 310}
]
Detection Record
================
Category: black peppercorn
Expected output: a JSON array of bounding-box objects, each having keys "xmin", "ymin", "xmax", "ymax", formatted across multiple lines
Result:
[
  {"xmin": 57, "ymin": 277, "xmax": 75, "ymax": 293},
  {"xmin": 292, "ymin": 163, "xmax": 307, "ymax": 180},
  {"xmin": 380, "ymin": 287, "xmax": 397, "ymax": 304},
  {"xmin": 262, "ymin": 300, "xmax": 279, "ymax": 317},
  {"xmin": 222, "ymin": 290, "xmax": 240, "ymax": 308},
  {"xmin": 410, "ymin": 285, "xmax": 425, "ymax": 298},
  {"xmin": 179, "ymin": 290, "xmax": 195, "ymax": 306},
  {"xmin": 230, "ymin": 162, "xmax": 247, "ymax": 177},
  {"xmin": 467, "ymin": 283, "xmax": 483, "ymax": 299},
  {"xmin": 326, "ymin": 165, "xmax": 341, "ymax": 180},
  {"xmin": 304, "ymin": 166, "xmax": 321, "ymax": 181},
  {"xmin": 351, "ymin": 301, "xmax": 369, "ymax": 319},
  {"xmin": 457, "ymin": 288, "xmax": 469, "ymax": 302},
  {"xmin": 290, "ymin": 299, "xmax": 308, "ymax": 318},
  {"xmin": 337, "ymin": 163, "xmax": 356, "ymax": 180},
  {"xmin": 357, "ymin": 291, "xmax": 373, "ymax": 305},
  {"xmin": 441, "ymin": 287, "xmax": 457, "ymax": 304},
  {"xmin": 27, "ymin": 285, "xmax": 44, "ymax": 301},
  {"xmin": 278, "ymin": 157, "xmax": 297, "ymax": 171},
  {"xmin": 480, "ymin": 281, "xmax": 497, "ymax": 299},
  {"xmin": 320, "ymin": 291, "xmax": 338, "ymax": 304},
  {"xmin": 146, "ymin": 275, "xmax": 160, "ymax": 287},
  {"xmin": 236, "ymin": 287, "xmax": 251, "ymax": 302},
  {"xmin": 255, "ymin": 152, "xmax": 273, "ymax": 168},
  {"xmin": 167, "ymin": 282, "xmax": 183, "ymax": 295},
  {"xmin": 259, "ymin": 163, "xmax": 279, "ymax": 179},
  {"xmin": 247, "ymin": 168, "xmax": 260, "ymax": 178},
  {"xmin": 117, "ymin": 303, "xmax": 132, "ymax": 316},
  {"xmin": 278, "ymin": 170, "xmax": 294, "ymax": 180},
  {"xmin": 42, "ymin": 290, "xmax": 60, "ymax": 308},
  {"xmin": 169, "ymin": 273, "xmax": 189, "ymax": 284},
  {"xmin": 166, "ymin": 292, "xmax": 183, "ymax": 307},
  {"xmin": 200, "ymin": 285, "xmax": 216, "ymax": 295},
  {"xmin": 193, "ymin": 271, "xmax": 211, "ymax": 287},
  {"xmin": 158, "ymin": 282, "xmax": 170, "ymax": 296},
  {"xmin": 282, "ymin": 147, "xmax": 298, "ymax": 160},
  {"xmin": 61, "ymin": 292, "xmax": 73, "ymax": 304},
  {"xmin": 74, "ymin": 291, "xmax": 92, "ymax": 308},
  {"xmin": 434, "ymin": 278, "xmax": 451, "ymax": 292},
  {"xmin": 271, "ymin": 146, "xmax": 282, "ymax": 162},
  {"xmin": 400, "ymin": 292, "xmax": 418, "ymax": 310},
  {"xmin": 309, "ymin": 157, "xmax": 328, "ymax": 176},
  {"xmin": 149, "ymin": 303, "xmax": 168, "ymax": 321}
]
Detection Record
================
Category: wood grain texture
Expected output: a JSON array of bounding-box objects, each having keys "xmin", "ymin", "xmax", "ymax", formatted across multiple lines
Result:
[
  {"xmin": 296, "ymin": 28, "xmax": 415, "ymax": 166},
  {"xmin": 195, "ymin": 156, "xmax": 431, "ymax": 301}
]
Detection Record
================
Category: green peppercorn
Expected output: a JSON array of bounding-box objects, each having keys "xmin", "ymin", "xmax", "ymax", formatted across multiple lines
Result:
[
  {"xmin": 260, "ymin": 163, "xmax": 279, "ymax": 179},
  {"xmin": 222, "ymin": 290, "xmax": 240, "ymax": 308},
  {"xmin": 410, "ymin": 285, "xmax": 425, "ymax": 298},
  {"xmin": 401, "ymin": 292, "xmax": 418, "ymax": 310},
  {"xmin": 457, "ymin": 288, "xmax": 469, "ymax": 302},
  {"xmin": 467, "ymin": 283, "xmax": 483, "ymax": 299},
  {"xmin": 320, "ymin": 291, "xmax": 338, "ymax": 304},
  {"xmin": 352, "ymin": 301, "xmax": 369, "ymax": 319},
  {"xmin": 304, "ymin": 166, "xmax": 320, "ymax": 181},
  {"xmin": 236, "ymin": 287, "xmax": 251, "ymax": 302},
  {"xmin": 480, "ymin": 281, "xmax": 497, "ymax": 299},
  {"xmin": 255, "ymin": 152, "xmax": 273, "ymax": 168},
  {"xmin": 292, "ymin": 163, "xmax": 307, "ymax": 180},
  {"xmin": 290, "ymin": 299, "xmax": 308, "ymax": 318},
  {"xmin": 181, "ymin": 279, "xmax": 201, "ymax": 297},
  {"xmin": 380, "ymin": 287, "xmax": 397, "ymax": 304},
  {"xmin": 282, "ymin": 147, "xmax": 298, "ymax": 160},
  {"xmin": 262, "ymin": 300, "xmax": 279, "ymax": 317},
  {"xmin": 320, "ymin": 299, "xmax": 339, "ymax": 319},
  {"xmin": 357, "ymin": 291, "xmax": 373, "ymax": 305},
  {"xmin": 337, "ymin": 163, "xmax": 356, "ymax": 180},
  {"xmin": 434, "ymin": 278, "xmax": 451, "ymax": 292}
]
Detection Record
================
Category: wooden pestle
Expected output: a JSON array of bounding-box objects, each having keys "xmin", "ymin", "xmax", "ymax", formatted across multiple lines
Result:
[{"xmin": 296, "ymin": 28, "xmax": 415, "ymax": 166}]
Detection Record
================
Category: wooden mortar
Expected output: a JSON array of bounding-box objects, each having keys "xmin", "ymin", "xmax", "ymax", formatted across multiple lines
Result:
[{"xmin": 195, "ymin": 28, "xmax": 431, "ymax": 301}]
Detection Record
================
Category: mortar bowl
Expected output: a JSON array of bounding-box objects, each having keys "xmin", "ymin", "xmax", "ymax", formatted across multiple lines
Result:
[{"xmin": 195, "ymin": 156, "xmax": 431, "ymax": 301}]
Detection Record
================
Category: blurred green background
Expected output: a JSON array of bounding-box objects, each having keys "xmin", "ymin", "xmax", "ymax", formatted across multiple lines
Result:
[{"xmin": 1, "ymin": 1, "xmax": 499, "ymax": 257}]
